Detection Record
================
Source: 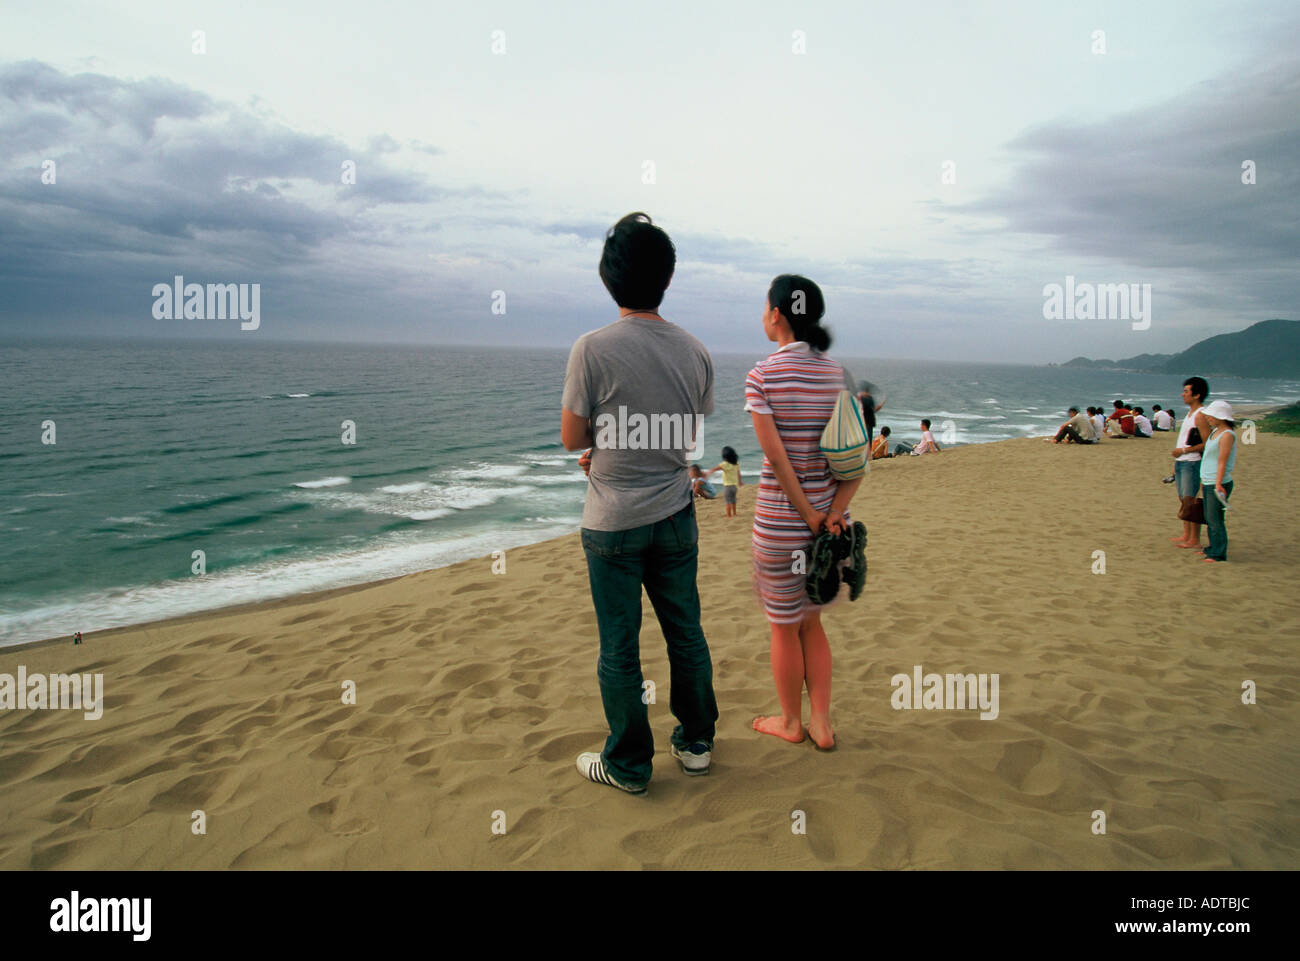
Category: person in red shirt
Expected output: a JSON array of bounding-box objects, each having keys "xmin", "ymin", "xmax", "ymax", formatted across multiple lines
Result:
[{"xmin": 1105, "ymin": 399, "xmax": 1136, "ymax": 437}]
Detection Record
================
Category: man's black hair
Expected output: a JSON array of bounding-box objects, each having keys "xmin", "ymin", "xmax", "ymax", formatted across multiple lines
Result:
[{"xmin": 599, "ymin": 212, "xmax": 675, "ymax": 309}]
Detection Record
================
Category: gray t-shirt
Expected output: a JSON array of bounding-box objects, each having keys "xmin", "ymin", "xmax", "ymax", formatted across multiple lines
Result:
[{"xmin": 562, "ymin": 315, "xmax": 715, "ymax": 531}]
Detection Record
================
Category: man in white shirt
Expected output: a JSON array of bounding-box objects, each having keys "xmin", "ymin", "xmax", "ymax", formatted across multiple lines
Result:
[
  {"xmin": 1132, "ymin": 407, "xmax": 1154, "ymax": 437},
  {"xmin": 1152, "ymin": 405, "xmax": 1175, "ymax": 431},
  {"xmin": 1090, "ymin": 407, "xmax": 1106, "ymax": 439},
  {"xmin": 912, "ymin": 419, "xmax": 941, "ymax": 454}
]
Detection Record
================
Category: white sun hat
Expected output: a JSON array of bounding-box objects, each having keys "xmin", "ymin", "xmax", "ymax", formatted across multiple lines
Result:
[{"xmin": 1202, "ymin": 400, "xmax": 1235, "ymax": 421}]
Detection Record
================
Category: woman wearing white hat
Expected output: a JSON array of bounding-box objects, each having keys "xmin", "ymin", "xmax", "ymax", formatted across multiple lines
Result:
[{"xmin": 1199, "ymin": 400, "xmax": 1237, "ymax": 562}]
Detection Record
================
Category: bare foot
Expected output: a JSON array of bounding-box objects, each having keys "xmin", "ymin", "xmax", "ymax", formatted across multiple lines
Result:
[
  {"xmin": 752, "ymin": 715, "xmax": 805, "ymax": 743},
  {"xmin": 1177, "ymin": 542, "xmax": 1203, "ymax": 549},
  {"xmin": 807, "ymin": 718, "xmax": 836, "ymax": 750}
]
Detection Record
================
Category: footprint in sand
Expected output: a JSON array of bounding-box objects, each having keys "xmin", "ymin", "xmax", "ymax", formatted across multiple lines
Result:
[{"xmin": 282, "ymin": 609, "xmax": 329, "ymax": 626}]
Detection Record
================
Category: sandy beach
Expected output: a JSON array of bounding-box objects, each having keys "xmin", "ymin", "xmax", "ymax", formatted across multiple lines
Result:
[{"xmin": 2, "ymin": 430, "xmax": 1297, "ymax": 870}]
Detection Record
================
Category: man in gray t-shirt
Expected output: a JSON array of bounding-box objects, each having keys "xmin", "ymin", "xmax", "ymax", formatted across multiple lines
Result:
[
  {"xmin": 561, "ymin": 316, "xmax": 714, "ymax": 530},
  {"xmin": 560, "ymin": 212, "xmax": 719, "ymax": 794}
]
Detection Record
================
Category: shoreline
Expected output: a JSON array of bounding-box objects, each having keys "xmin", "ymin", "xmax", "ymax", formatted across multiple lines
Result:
[{"xmin": 10, "ymin": 408, "xmax": 1285, "ymax": 651}]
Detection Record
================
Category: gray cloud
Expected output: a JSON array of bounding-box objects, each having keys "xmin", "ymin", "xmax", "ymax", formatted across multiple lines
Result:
[
  {"xmin": 0, "ymin": 60, "xmax": 502, "ymax": 335},
  {"xmin": 4, "ymin": 34, "xmax": 1296, "ymax": 363},
  {"xmin": 960, "ymin": 48, "xmax": 1300, "ymax": 319}
]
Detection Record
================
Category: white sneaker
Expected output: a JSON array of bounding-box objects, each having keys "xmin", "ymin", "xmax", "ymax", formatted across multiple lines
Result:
[
  {"xmin": 670, "ymin": 741, "xmax": 712, "ymax": 776},
  {"xmin": 576, "ymin": 752, "xmax": 648, "ymax": 794}
]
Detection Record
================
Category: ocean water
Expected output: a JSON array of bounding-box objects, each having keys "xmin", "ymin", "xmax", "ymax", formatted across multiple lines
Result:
[{"xmin": 2, "ymin": 337, "xmax": 1296, "ymax": 648}]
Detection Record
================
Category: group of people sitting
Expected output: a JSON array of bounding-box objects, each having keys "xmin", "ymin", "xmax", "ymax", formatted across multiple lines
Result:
[
  {"xmin": 870, "ymin": 420, "xmax": 942, "ymax": 459},
  {"xmin": 1049, "ymin": 399, "xmax": 1177, "ymax": 444},
  {"xmin": 856, "ymin": 386, "xmax": 942, "ymax": 460},
  {"xmin": 1046, "ymin": 380, "xmax": 1239, "ymax": 563}
]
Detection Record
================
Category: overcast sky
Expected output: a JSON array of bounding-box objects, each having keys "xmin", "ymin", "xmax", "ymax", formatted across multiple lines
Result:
[{"xmin": 1, "ymin": 0, "xmax": 1296, "ymax": 362}]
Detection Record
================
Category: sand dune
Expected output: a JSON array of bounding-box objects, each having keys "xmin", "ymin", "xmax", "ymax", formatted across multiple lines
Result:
[{"xmin": 2, "ymin": 432, "xmax": 1297, "ymax": 869}]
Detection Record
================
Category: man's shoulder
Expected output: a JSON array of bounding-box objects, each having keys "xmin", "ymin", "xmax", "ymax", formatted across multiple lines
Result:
[
  {"xmin": 654, "ymin": 318, "xmax": 712, "ymax": 365},
  {"xmin": 570, "ymin": 319, "xmax": 625, "ymax": 352}
]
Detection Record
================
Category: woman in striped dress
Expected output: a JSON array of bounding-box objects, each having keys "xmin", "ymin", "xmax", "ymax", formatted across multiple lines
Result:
[{"xmin": 745, "ymin": 275, "xmax": 863, "ymax": 751}]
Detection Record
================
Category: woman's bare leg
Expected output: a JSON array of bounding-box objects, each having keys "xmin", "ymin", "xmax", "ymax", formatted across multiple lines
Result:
[
  {"xmin": 799, "ymin": 613, "xmax": 834, "ymax": 748},
  {"xmin": 753, "ymin": 620, "xmax": 806, "ymax": 742}
]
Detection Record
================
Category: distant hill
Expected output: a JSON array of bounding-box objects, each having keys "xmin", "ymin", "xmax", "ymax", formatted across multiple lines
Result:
[
  {"xmin": 1062, "ymin": 356, "xmax": 1115, "ymax": 369},
  {"xmin": 1061, "ymin": 320, "xmax": 1300, "ymax": 378},
  {"xmin": 1063, "ymin": 353, "xmax": 1173, "ymax": 371}
]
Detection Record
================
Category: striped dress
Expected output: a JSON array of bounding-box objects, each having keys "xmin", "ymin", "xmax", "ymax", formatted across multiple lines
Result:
[{"xmin": 744, "ymin": 341, "xmax": 853, "ymax": 624}]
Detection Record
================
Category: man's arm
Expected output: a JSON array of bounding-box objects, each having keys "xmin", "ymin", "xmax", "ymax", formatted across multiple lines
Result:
[
  {"xmin": 1184, "ymin": 410, "xmax": 1211, "ymax": 454},
  {"xmin": 561, "ymin": 407, "xmax": 593, "ymax": 451},
  {"xmin": 560, "ymin": 337, "xmax": 594, "ymax": 452}
]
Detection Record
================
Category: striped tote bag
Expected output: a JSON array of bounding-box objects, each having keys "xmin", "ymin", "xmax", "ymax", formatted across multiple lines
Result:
[{"xmin": 820, "ymin": 390, "xmax": 870, "ymax": 480}]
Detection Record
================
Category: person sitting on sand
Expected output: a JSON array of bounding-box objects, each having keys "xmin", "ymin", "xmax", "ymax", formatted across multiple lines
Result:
[
  {"xmin": 706, "ymin": 446, "xmax": 743, "ymax": 516},
  {"xmin": 911, "ymin": 419, "xmax": 942, "ymax": 454},
  {"xmin": 1105, "ymin": 400, "xmax": 1136, "ymax": 437},
  {"xmin": 1131, "ymin": 407, "xmax": 1154, "ymax": 438},
  {"xmin": 1089, "ymin": 407, "xmax": 1106, "ymax": 440},
  {"xmin": 561, "ymin": 211, "xmax": 719, "ymax": 794},
  {"xmin": 1049, "ymin": 406, "xmax": 1096, "ymax": 444},
  {"xmin": 1199, "ymin": 400, "xmax": 1238, "ymax": 563},
  {"xmin": 1152, "ymin": 405, "xmax": 1175, "ymax": 432},
  {"xmin": 746, "ymin": 274, "xmax": 863, "ymax": 752},
  {"xmin": 689, "ymin": 463, "xmax": 718, "ymax": 499},
  {"xmin": 871, "ymin": 425, "xmax": 892, "ymax": 459}
]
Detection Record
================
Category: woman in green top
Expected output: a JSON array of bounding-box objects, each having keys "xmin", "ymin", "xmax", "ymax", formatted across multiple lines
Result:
[{"xmin": 1199, "ymin": 400, "xmax": 1237, "ymax": 562}]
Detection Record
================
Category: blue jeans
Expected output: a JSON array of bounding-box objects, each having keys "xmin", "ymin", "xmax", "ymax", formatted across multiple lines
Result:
[
  {"xmin": 1175, "ymin": 460, "xmax": 1200, "ymax": 499},
  {"xmin": 1202, "ymin": 481, "xmax": 1233, "ymax": 560},
  {"xmin": 580, "ymin": 501, "xmax": 718, "ymax": 786}
]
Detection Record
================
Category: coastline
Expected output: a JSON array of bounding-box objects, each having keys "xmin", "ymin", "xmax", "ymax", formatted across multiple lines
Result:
[
  {"xmin": 2, "ymin": 432, "xmax": 1297, "ymax": 868},
  {"xmin": 13, "ymin": 406, "xmax": 1284, "ymax": 651}
]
